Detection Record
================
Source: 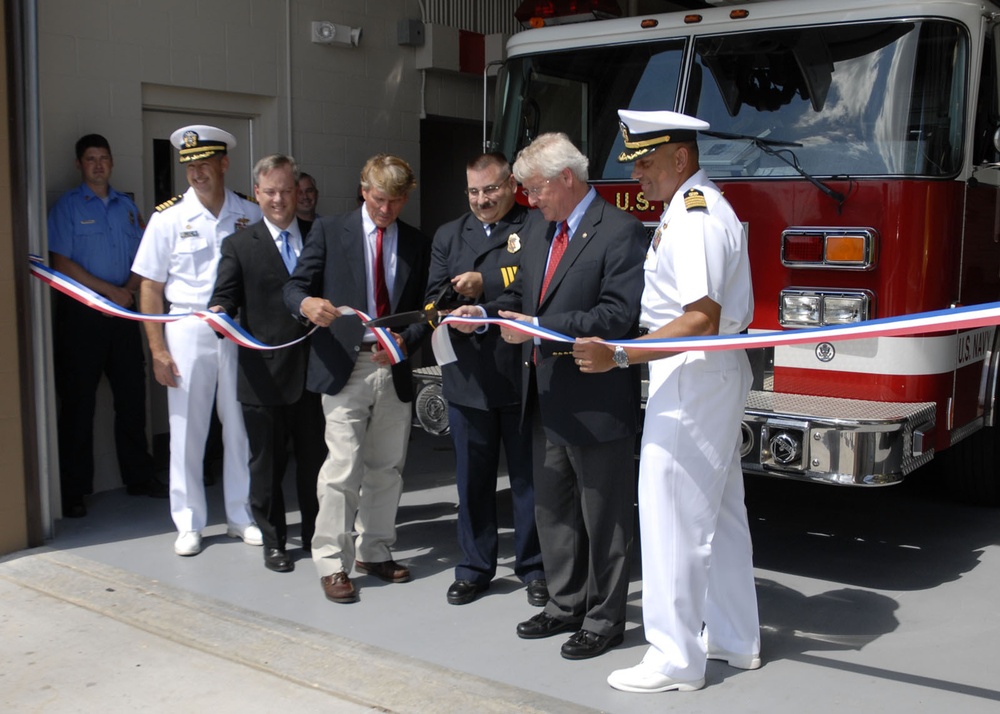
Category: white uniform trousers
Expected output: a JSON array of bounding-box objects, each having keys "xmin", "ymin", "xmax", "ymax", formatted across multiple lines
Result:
[
  {"xmin": 165, "ymin": 319, "xmax": 252, "ymax": 533},
  {"xmin": 312, "ymin": 357, "xmax": 411, "ymax": 578},
  {"xmin": 638, "ymin": 349, "xmax": 759, "ymax": 681}
]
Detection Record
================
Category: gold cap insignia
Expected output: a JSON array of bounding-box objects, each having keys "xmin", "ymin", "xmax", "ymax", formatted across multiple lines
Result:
[{"xmin": 183, "ymin": 130, "xmax": 199, "ymax": 148}]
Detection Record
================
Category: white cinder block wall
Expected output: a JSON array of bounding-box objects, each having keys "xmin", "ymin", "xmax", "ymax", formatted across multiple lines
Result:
[
  {"xmin": 39, "ymin": 0, "xmax": 487, "ymax": 224},
  {"xmin": 37, "ymin": 0, "xmax": 490, "ymax": 492}
]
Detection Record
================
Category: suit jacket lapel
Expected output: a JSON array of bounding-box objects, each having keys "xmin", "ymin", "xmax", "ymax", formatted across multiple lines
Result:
[
  {"xmin": 340, "ymin": 210, "xmax": 366, "ymax": 306},
  {"xmin": 252, "ymin": 221, "xmax": 287, "ymax": 277},
  {"xmin": 484, "ymin": 206, "xmax": 526, "ymax": 256},
  {"xmin": 392, "ymin": 222, "xmax": 414, "ymax": 312},
  {"xmin": 461, "ymin": 218, "xmax": 485, "ymax": 257},
  {"xmin": 527, "ymin": 222, "xmax": 554, "ymax": 314}
]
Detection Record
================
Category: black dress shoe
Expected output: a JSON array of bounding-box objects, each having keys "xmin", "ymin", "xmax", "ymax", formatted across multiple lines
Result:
[
  {"xmin": 516, "ymin": 611, "xmax": 580, "ymax": 640},
  {"xmin": 264, "ymin": 547, "xmax": 293, "ymax": 573},
  {"xmin": 525, "ymin": 579, "xmax": 549, "ymax": 607},
  {"xmin": 560, "ymin": 629, "xmax": 624, "ymax": 660},
  {"xmin": 447, "ymin": 579, "xmax": 488, "ymax": 605}
]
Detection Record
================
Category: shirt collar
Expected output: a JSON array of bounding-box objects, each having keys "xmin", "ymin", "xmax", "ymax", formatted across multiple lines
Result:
[
  {"xmin": 361, "ymin": 205, "xmax": 395, "ymax": 238},
  {"xmin": 262, "ymin": 216, "xmax": 300, "ymax": 243},
  {"xmin": 564, "ymin": 186, "xmax": 597, "ymax": 238},
  {"xmin": 79, "ymin": 182, "xmax": 119, "ymax": 202}
]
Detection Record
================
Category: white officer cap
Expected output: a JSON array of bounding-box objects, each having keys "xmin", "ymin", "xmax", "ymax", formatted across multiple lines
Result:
[
  {"xmin": 170, "ymin": 125, "xmax": 237, "ymax": 163},
  {"xmin": 616, "ymin": 109, "xmax": 710, "ymax": 163}
]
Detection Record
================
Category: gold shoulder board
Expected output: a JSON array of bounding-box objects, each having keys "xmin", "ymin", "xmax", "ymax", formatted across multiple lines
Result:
[
  {"xmin": 155, "ymin": 194, "xmax": 184, "ymax": 212},
  {"xmin": 683, "ymin": 188, "xmax": 707, "ymax": 211}
]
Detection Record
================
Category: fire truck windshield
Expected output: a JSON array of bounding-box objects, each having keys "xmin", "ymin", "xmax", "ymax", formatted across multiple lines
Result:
[{"xmin": 494, "ymin": 19, "xmax": 968, "ymax": 181}]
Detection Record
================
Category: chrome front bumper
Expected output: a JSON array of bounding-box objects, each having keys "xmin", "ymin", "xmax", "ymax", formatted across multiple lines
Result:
[
  {"xmin": 413, "ymin": 366, "xmax": 938, "ymax": 486},
  {"xmin": 740, "ymin": 390, "xmax": 937, "ymax": 485}
]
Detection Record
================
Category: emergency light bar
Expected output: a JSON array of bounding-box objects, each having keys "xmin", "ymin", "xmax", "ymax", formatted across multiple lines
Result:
[{"xmin": 514, "ymin": 0, "xmax": 622, "ymax": 29}]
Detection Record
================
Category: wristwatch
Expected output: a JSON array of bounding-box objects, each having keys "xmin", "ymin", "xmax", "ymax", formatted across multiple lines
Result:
[{"xmin": 612, "ymin": 345, "xmax": 629, "ymax": 369}]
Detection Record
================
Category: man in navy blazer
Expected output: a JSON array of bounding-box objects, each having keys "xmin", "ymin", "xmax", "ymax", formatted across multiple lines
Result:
[
  {"xmin": 452, "ymin": 133, "xmax": 646, "ymax": 659},
  {"xmin": 210, "ymin": 154, "xmax": 324, "ymax": 574},
  {"xmin": 425, "ymin": 152, "xmax": 546, "ymax": 607},
  {"xmin": 283, "ymin": 154, "xmax": 431, "ymax": 604}
]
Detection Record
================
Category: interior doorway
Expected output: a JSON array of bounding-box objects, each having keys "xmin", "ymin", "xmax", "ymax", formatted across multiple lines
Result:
[
  {"xmin": 419, "ymin": 116, "xmax": 488, "ymax": 235},
  {"xmin": 140, "ymin": 111, "xmax": 256, "ymax": 215}
]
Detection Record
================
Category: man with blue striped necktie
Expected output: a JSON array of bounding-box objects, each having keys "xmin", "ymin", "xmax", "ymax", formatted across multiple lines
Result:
[{"xmin": 210, "ymin": 153, "xmax": 325, "ymax": 573}]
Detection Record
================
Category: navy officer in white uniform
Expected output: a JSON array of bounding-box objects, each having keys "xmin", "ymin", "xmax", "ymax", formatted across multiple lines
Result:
[
  {"xmin": 574, "ymin": 110, "xmax": 760, "ymax": 692},
  {"xmin": 132, "ymin": 125, "xmax": 263, "ymax": 557}
]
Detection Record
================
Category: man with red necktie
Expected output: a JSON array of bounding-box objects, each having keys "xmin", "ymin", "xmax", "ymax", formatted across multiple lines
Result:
[
  {"xmin": 283, "ymin": 154, "xmax": 431, "ymax": 604},
  {"xmin": 451, "ymin": 133, "xmax": 646, "ymax": 659}
]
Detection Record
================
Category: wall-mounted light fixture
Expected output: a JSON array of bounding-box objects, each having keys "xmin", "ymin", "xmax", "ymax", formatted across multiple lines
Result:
[{"xmin": 311, "ymin": 21, "xmax": 362, "ymax": 47}]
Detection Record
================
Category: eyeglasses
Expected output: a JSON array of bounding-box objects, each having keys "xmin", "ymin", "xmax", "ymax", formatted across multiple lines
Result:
[
  {"xmin": 465, "ymin": 184, "xmax": 504, "ymax": 198},
  {"xmin": 520, "ymin": 179, "xmax": 552, "ymax": 198}
]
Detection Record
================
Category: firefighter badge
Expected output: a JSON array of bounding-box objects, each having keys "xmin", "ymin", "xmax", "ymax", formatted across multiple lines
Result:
[{"xmin": 507, "ymin": 233, "xmax": 521, "ymax": 253}]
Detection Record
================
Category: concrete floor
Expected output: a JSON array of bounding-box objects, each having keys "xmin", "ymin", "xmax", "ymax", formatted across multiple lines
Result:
[{"xmin": 4, "ymin": 430, "xmax": 1000, "ymax": 713}]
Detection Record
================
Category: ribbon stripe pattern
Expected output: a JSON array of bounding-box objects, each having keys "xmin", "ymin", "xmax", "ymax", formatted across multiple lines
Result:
[{"xmin": 29, "ymin": 256, "xmax": 405, "ymax": 363}]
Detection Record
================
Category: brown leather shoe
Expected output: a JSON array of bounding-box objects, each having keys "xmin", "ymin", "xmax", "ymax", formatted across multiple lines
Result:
[
  {"xmin": 320, "ymin": 571, "xmax": 357, "ymax": 603},
  {"xmin": 355, "ymin": 559, "xmax": 410, "ymax": 583}
]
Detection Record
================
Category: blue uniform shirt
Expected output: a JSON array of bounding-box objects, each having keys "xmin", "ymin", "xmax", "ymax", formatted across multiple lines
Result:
[{"xmin": 47, "ymin": 183, "xmax": 143, "ymax": 286}]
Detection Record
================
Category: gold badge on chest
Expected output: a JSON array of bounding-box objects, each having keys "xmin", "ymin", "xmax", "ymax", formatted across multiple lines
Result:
[{"xmin": 507, "ymin": 232, "xmax": 521, "ymax": 253}]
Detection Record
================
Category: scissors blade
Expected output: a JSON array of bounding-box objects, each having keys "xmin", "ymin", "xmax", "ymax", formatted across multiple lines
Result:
[{"xmin": 363, "ymin": 308, "xmax": 439, "ymax": 329}]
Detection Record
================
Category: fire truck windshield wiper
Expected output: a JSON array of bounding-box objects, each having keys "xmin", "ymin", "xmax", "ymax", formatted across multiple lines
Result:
[{"xmin": 700, "ymin": 130, "xmax": 846, "ymax": 211}]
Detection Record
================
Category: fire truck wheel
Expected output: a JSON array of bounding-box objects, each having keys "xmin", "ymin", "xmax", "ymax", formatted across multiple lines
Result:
[{"xmin": 944, "ymin": 426, "xmax": 1000, "ymax": 507}]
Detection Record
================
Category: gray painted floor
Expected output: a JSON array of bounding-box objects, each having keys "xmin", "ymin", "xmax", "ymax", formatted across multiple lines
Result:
[{"xmin": 4, "ymin": 430, "xmax": 1000, "ymax": 713}]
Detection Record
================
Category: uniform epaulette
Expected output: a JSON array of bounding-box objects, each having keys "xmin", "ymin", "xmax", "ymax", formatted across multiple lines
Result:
[
  {"xmin": 235, "ymin": 191, "xmax": 258, "ymax": 204},
  {"xmin": 683, "ymin": 188, "xmax": 708, "ymax": 211},
  {"xmin": 155, "ymin": 194, "xmax": 184, "ymax": 212}
]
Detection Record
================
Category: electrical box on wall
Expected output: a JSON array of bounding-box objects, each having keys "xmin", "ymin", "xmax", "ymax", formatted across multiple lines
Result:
[
  {"xmin": 398, "ymin": 19, "xmax": 424, "ymax": 46},
  {"xmin": 415, "ymin": 23, "xmax": 460, "ymax": 72}
]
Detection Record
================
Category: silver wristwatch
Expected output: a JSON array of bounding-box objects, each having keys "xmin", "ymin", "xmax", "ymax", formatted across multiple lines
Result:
[{"xmin": 612, "ymin": 345, "xmax": 629, "ymax": 369}]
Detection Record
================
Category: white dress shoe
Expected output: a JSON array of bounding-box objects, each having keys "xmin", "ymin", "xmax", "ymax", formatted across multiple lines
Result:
[
  {"xmin": 227, "ymin": 522, "xmax": 263, "ymax": 546},
  {"xmin": 174, "ymin": 531, "xmax": 202, "ymax": 556},
  {"xmin": 707, "ymin": 645, "xmax": 762, "ymax": 670},
  {"xmin": 607, "ymin": 663, "xmax": 705, "ymax": 693}
]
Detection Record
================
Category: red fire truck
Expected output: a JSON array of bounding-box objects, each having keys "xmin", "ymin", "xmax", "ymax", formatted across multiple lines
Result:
[{"xmin": 413, "ymin": 0, "xmax": 1000, "ymax": 504}]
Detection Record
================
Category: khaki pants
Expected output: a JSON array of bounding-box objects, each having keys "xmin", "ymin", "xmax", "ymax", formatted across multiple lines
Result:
[{"xmin": 312, "ymin": 358, "xmax": 411, "ymax": 577}]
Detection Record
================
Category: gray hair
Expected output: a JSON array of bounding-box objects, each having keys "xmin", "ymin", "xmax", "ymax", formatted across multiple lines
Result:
[
  {"xmin": 512, "ymin": 133, "xmax": 589, "ymax": 184},
  {"xmin": 253, "ymin": 154, "xmax": 300, "ymax": 185}
]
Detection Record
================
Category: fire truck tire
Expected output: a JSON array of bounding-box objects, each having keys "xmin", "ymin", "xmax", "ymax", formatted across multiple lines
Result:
[{"xmin": 945, "ymin": 426, "xmax": 1000, "ymax": 507}]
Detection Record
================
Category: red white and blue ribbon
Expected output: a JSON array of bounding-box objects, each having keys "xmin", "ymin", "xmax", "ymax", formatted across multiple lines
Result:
[
  {"xmin": 434, "ymin": 301, "xmax": 1000, "ymax": 363},
  {"xmin": 29, "ymin": 256, "xmax": 405, "ymax": 363},
  {"xmin": 34, "ymin": 252, "xmax": 1000, "ymax": 366}
]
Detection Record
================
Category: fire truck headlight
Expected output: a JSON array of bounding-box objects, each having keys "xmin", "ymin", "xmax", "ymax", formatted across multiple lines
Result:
[
  {"xmin": 780, "ymin": 289, "xmax": 873, "ymax": 326},
  {"xmin": 780, "ymin": 294, "xmax": 821, "ymax": 325},
  {"xmin": 823, "ymin": 295, "xmax": 867, "ymax": 324}
]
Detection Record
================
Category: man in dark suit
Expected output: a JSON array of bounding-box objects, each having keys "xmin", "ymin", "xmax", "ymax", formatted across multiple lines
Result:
[
  {"xmin": 209, "ymin": 154, "xmax": 325, "ymax": 573},
  {"xmin": 452, "ymin": 133, "xmax": 646, "ymax": 659},
  {"xmin": 283, "ymin": 154, "xmax": 431, "ymax": 604},
  {"xmin": 425, "ymin": 153, "xmax": 546, "ymax": 607}
]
